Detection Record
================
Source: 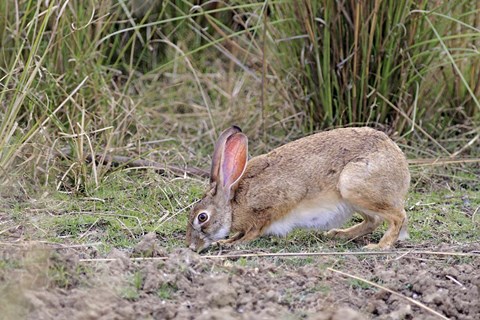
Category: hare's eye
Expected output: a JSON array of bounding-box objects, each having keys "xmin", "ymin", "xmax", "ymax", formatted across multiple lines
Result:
[{"xmin": 197, "ymin": 212, "xmax": 208, "ymax": 223}]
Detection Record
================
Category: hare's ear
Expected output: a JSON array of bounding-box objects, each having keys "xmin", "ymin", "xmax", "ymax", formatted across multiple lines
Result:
[
  {"xmin": 220, "ymin": 132, "xmax": 248, "ymax": 198},
  {"xmin": 210, "ymin": 126, "xmax": 242, "ymax": 184}
]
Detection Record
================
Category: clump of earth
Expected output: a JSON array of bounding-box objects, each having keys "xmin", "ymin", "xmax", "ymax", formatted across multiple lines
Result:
[{"xmin": 1, "ymin": 233, "xmax": 479, "ymax": 319}]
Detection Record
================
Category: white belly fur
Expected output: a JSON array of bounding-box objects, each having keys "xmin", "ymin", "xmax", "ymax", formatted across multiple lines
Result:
[{"xmin": 264, "ymin": 195, "xmax": 354, "ymax": 236}]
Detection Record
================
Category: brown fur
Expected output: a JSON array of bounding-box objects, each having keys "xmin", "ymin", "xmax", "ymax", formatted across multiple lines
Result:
[{"xmin": 187, "ymin": 127, "xmax": 410, "ymax": 252}]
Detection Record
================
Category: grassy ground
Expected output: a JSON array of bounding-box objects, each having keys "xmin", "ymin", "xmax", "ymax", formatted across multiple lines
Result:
[
  {"xmin": 0, "ymin": 159, "xmax": 479, "ymax": 319},
  {"xmin": 2, "ymin": 152, "xmax": 479, "ymax": 253}
]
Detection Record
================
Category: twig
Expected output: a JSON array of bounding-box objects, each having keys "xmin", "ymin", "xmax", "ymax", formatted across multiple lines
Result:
[
  {"xmin": 58, "ymin": 147, "xmax": 208, "ymax": 178},
  {"xmin": 78, "ymin": 218, "xmax": 100, "ymax": 240},
  {"xmin": 0, "ymin": 225, "xmax": 20, "ymax": 236},
  {"xmin": 201, "ymin": 250, "xmax": 478, "ymax": 259},
  {"xmin": 445, "ymin": 275, "xmax": 464, "ymax": 287},
  {"xmin": 153, "ymin": 201, "xmax": 196, "ymax": 231},
  {"xmin": 87, "ymin": 154, "xmax": 209, "ymax": 178},
  {"xmin": 394, "ymin": 250, "xmax": 412, "ymax": 260},
  {"xmin": 78, "ymin": 257, "xmax": 168, "ymax": 262},
  {"xmin": 0, "ymin": 242, "xmax": 103, "ymax": 249},
  {"xmin": 327, "ymin": 267, "xmax": 449, "ymax": 320},
  {"xmin": 76, "ymin": 250, "xmax": 480, "ymax": 262},
  {"xmin": 451, "ymin": 133, "xmax": 480, "ymax": 158},
  {"xmin": 472, "ymin": 206, "xmax": 479, "ymax": 224},
  {"xmin": 63, "ymin": 211, "xmax": 144, "ymax": 234},
  {"xmin": 93, "ymin": 154, "xmax": 209, "ymax": 178},
  {"xmin": 407, "ymin": 157, "xmax": 480, "ymax": 166}
]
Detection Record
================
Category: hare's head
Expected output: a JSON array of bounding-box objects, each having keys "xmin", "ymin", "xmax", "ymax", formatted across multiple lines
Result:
[{"xmin": 186, "ymin": 126, "xmax": 248, "ymax": 252}]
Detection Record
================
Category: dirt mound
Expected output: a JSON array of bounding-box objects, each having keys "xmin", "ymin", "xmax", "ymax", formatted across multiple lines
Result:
[{"xmin": 1, "ymin": 235, "xmax": 478, "ymax": 319}]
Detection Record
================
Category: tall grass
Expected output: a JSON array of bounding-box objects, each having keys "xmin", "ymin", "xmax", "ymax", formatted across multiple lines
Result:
[
  {"xmin": 269, "ymin": 0, "xmax": 479, "ymax": 133},
  {"xmin": 0, "ymin": 0, "xmax": 478, "ymax": 192},
  {"xmin": 0, "ymin": 1, "xmax": 137, "ymax": 190}
]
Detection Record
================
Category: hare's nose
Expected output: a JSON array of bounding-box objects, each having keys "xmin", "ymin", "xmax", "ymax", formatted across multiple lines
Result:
[{"xmin": 188, "ymin": 243, "xmax": 197, "ymax": 251}]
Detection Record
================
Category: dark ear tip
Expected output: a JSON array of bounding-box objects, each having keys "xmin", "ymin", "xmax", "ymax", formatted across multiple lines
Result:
[{"xmin": 232, "ymin": 125, "xmax": 242, "ymax": 132}]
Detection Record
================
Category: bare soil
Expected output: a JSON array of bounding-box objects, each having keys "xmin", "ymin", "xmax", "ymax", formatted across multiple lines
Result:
[{"xmin": 1, "ymin": 234, "xmax": 479, "ymax": 320}]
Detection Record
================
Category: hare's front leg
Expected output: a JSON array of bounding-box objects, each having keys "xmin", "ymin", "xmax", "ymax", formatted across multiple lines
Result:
[
  {"xmin": 215, "ymin": 232, "xmax": 242, "ymax": 246},
  {"xmin": 215, "ymin": 228, "xmax": 261, "ymax": 247}
]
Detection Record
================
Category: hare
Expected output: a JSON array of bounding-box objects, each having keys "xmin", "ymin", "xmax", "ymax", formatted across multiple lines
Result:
[{"xmin": 186, "ymin": 126, "xmax": 410, "ymax": 252}]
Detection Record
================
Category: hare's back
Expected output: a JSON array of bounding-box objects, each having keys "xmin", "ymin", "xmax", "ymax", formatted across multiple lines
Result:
[{"xmin": 260, "ymin": 127, "xmax": 404, "ymax": 177}]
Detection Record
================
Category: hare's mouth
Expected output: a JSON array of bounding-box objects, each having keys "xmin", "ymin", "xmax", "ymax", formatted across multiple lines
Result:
[
  {"xmin": 188, "ymin": 235, "xmax": 210, "ymax": 253},
  {"xmin": 188, "ymin": 230, "xmax": 216, "ymax": 253}
]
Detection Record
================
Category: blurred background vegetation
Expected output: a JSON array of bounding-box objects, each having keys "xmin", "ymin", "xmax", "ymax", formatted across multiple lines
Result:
[{"xmin": 0, "ymin": 0, "xmax": 479, "ymax": 194}]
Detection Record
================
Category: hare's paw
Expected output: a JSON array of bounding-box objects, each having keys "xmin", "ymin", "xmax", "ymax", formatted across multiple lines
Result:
[
  {"xmin": 213, "ymin": 232, "xmax": 243, "ymax": 247},
  {"xmin": 363, "ymin": 243, "xmax": 380, "ymax": 250},
  {"xmin": 326, "ymin": 228, "xmax": 349, "ymax": 239},
  {"xmin": 213, "ymin": 239, "xmax": 233, "ymax": 247},
  {"xmin": 363, "ymin": 243, "xmax": 390, "ymax": 250}
]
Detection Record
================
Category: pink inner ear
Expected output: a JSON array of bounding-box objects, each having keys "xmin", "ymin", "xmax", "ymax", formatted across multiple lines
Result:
[
  {"xmin": 222, "ymin": 133, "xmax": 247, "ymax": 189},
  {"xmin": 210, "ymin": 126, "xmax": 242, "ymax": 184}
]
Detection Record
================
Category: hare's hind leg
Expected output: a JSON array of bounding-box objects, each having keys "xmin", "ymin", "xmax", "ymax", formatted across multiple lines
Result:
[
  {"xmin": 338, "ymin": 200, "xmax": 407, "ymax": 249},
  {"xmin": 337, "ymin": 161, "xmax": 409, "ymax": 249},
  {"xmin": 326, "ymin": 211, "xmax": 382, "ymax": 240}
]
